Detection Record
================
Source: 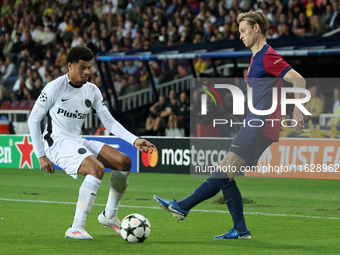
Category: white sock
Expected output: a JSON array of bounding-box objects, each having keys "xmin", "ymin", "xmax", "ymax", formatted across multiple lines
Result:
[
  {"xmin": 105, "ymin": 171, "xmax": 130, "ymax": 218},
  {"xmin": 72, "ymin": 175, "xmax": 101, "ymax": 229}
]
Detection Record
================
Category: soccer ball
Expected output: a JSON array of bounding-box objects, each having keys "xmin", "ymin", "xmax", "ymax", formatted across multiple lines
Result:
[{"xmin": 120, "ymin": 213, "xmax": 151, "ymax": 243}]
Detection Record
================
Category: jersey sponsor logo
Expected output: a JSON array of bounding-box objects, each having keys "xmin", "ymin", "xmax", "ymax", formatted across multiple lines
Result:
[
  {"xmin": 232, "ymin": 144, "xmax": 241, "ymax": 148},
  {"xmin": 57, "ymin": 108, "xmax": 87, "ymax": 119},
  {"xmin": 39, "ymin": 92, "xmax": 47, "ymax": 102},
  {"xmin": 61, "ymin": 98, "xmax": 70, "ymax": 102},
  {"xmin": 85, "ymin": 99, "xmax": 92, "ymax": 108}
]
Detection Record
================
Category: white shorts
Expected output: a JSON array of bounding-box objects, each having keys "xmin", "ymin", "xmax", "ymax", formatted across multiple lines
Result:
[{"xmin": 45, "ymin": 138, "xmax": 105, "ymax": 179}]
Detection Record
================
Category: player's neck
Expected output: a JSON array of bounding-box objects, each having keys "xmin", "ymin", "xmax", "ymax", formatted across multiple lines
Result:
[
  {"xmin": 251, "ymin": 38, "xmax": 267, "ymax": 56},
  {"xmin": 67, "ymin": 73, "xmax": 82, "ymax": 87}
]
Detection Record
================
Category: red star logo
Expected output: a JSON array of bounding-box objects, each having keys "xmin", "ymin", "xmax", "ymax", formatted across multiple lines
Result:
[{"xmin": 15, "ymin": 136, "xmax": 34, "ymax": 169}]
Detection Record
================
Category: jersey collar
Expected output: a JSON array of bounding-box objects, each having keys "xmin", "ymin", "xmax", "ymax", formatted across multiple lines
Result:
[
  {"xmin": 66, "ymin": 73, "xmax": 83, "ymax": 88},
  {"xmin": 253, "ymin": 44, "xmax": 269, "ymax": 58}
]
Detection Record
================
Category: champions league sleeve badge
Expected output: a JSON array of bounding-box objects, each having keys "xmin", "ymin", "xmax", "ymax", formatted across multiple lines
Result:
[{"xmin": 39, "ymin": 92, "xmax": 47, "ymax": 102}]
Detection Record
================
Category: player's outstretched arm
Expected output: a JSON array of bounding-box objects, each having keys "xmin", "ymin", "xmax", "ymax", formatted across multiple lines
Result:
[
  {"xmin": 38, "ymin": 156, "xmax": 55, "ymax": 174},
  {"xmin": 133, "ymin": 138, "xmax": 157, "ymax": 154},
  {"xmin": 283, "ymin": 69, "xmax": 306, "ymax": 135}
]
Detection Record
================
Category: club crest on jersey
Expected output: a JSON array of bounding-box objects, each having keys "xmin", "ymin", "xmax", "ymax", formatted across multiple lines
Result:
[
  {"xmin": 57, "ymin": 108, "xmax": 87, "ymax": 119},
  {"xmin": 85, "ymin": 99, "xmax": 92, "ymax": 108},
  {"xmin": 78, "ymin": 148, "xmax": 87, "ymax": 154},
  {"xmin": 39, "ymin": 92, "xmax": 47, "ymax": 102}
]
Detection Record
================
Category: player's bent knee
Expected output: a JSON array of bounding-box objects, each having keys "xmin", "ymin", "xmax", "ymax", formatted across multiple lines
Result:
[
  {"xmin": 89, "ymin": 162, "xmax": 105, "ymax": 179},
  {"xmin": 119, "ymin": 154, "xmax": 131, "ymax": 171}
]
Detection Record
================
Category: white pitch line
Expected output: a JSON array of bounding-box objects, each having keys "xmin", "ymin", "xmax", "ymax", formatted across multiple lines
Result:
[{"xmin": 1, "ymin": 198, "xmax": 340, "ymax": 220}]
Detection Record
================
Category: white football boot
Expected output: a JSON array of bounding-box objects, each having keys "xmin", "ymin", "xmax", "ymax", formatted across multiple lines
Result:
[
  {"xmin": 65, "ymin": 226, "xmax": 93, "ymax": 239},
  {"xmin": 98, "ymin": 211, "xmax": 121, "ymax": 235}
]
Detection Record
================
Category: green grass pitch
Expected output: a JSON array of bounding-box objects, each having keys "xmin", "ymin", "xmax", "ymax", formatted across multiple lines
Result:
[{"xmin": 0, "ymin": 168, "xmax": 339, "ymax": 255}]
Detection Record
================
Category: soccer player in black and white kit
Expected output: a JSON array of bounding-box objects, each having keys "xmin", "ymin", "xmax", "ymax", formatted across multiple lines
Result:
[{"xmin": 28, "ymin": 45, "xmax": 156, "ymax": 239}]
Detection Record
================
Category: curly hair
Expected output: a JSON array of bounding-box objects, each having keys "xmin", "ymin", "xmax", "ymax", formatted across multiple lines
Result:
[{"xmin": 66, "ymin": 45, "xmax": 93, "ymax": 64}]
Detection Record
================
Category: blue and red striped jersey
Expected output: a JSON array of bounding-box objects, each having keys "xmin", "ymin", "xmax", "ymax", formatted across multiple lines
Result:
[{"xmin": 246, "ymin": 44, "xmax": 292, "ymax": 141}]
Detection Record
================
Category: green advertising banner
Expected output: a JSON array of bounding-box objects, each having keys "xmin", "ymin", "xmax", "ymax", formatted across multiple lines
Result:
[{"xmin": 0, "ymin": 135, "xmax": 40, "ymax": 169}]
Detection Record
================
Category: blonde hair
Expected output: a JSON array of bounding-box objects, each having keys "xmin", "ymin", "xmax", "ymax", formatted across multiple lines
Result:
[{"xmin": 237, "ymin": 11, "xmax": 269, "ymax": 36}]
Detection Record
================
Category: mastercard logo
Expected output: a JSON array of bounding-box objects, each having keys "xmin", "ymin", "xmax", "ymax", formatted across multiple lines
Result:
[{"xmin": 141, "ymin": 150, "xmax": 158, "ymax": 167}]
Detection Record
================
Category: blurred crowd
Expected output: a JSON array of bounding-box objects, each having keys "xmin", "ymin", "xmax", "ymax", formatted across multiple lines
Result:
[
  {"xmin": 0, "ymin": 0, "xmax": 340, "ymax": 108},
  {"xmin": 144, "ymin": 89, "xmax": 190, "ymax": 135}
]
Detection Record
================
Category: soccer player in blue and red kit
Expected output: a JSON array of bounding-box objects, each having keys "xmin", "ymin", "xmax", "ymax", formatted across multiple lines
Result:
[{"xmin": 154, "ymin": 11, "xmax": 306, "ymax": 239}]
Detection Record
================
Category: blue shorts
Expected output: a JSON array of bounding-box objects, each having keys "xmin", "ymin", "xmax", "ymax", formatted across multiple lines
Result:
[{"xmin": 228, "ymin": 127, "xmax": 275, "ymax": 167}]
